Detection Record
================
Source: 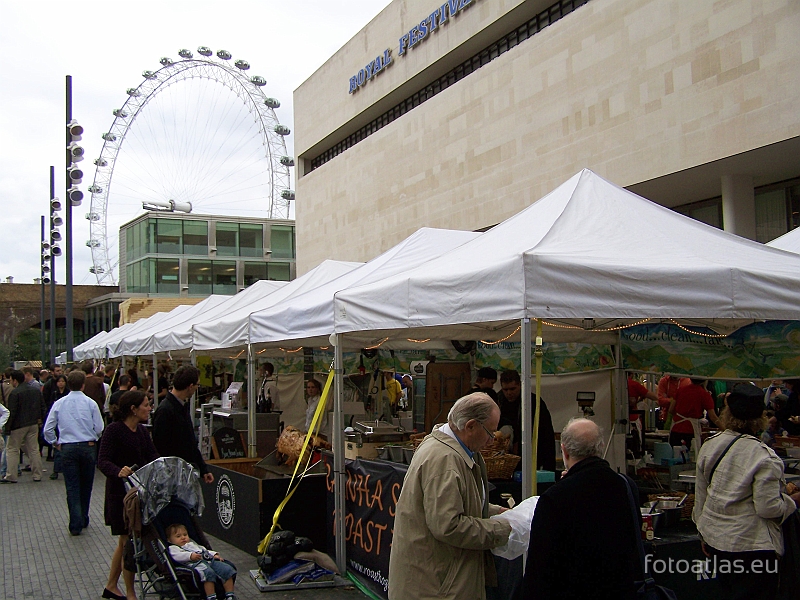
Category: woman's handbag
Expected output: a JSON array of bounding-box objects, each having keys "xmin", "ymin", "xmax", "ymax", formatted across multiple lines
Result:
[{"xmin": 619, "ymin": 474, "xmax": 679, "ymax": 600}]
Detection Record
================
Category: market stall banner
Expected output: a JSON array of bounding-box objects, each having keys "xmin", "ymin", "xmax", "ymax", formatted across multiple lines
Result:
[
  {"xmin": 622, "ymin": 321, "xmax": 800, "ymax": 379},
  {"xmin": 323, "ymin": 453, "xmax": 405, "ymax": 600},
  {"xmin": 477, "ymin": 341, "xmax": 615, "ymax": 374}
]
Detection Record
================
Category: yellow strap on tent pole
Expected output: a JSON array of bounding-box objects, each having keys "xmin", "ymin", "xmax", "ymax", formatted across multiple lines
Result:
[{"xmin": 257, "ymin": 368, "xmax": 335, "ymax": 555}]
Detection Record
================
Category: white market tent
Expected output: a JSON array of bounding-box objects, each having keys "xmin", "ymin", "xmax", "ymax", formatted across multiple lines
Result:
[
  {"xmin": 767, "ymin": 226, "xmax": 800, "ymax": 253},
  {"xmin": 73, "ymin": 330, "xmax": 112, "ymax": 360},
  {"xmin": 246, "ymin": 228, "xmax": 482, "ymax": 350},
  {"xmin": 327, "ymin": 169, "xmax": 800, "ymax": 548},
  {"xmin": 190, "ymin": 260, "xmax": 363, "ymax": 355},
  {"xmin": 105, "ymin": 307, "xmax": 196, "ymax": 358},
  {"xmin": 114, "ymin": 294, "xmax": 231, "ymax": 357}
]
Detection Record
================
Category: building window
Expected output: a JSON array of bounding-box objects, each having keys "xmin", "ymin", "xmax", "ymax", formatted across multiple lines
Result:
[
  {"xmin": 183, "ymin": 221, "xmax": 208, "ymax": 255},
  {"xmin": 155, "ymin": 219, "xmax": 182, "ymax": 254},
  {"xmin": 187, "ymin": 260, "xmax": 213, "ymax": 295},
  {"xmin": 755, "ymin": 189, "xmax": 788, "ymax": 243},
  {"xmin": 212, "ymin": 261, "xmax": 237, "ymax": 294},
  {"xmin": 240, "ymin": 223, "xmax": 263, "ymax": 257},
  {"xmin": 216, "ymin": 222, "xmax": 239, "ymax": 256},
  {"xmin": 271, "ymin": 225, "xmax": 295, "ymax": 259},
  {"xmin": 673, "ymin": 198, "xmax": 722, "ymax": 229},
  {"xmin": 156, "ymin": 259, "xmax": 180, "ymax": 294},
  {"xmin": 243, "ymin": 262, "xmax": 267, "ymax": 287},
  {"xmin": 268, "ymin": 262, "xmax": 291, "ymax": 281}
]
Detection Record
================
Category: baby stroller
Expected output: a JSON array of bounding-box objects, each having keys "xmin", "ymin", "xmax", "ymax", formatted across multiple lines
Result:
[{"xmin": 126, "ymin": 457, "xmax": 235, "ymax": 600}]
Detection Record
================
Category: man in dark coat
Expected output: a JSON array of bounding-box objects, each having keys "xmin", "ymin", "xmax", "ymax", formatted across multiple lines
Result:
[
  {"xmin": 2, "ymin": 370, "xmax": 46, "ymax": 482},
  {"xmin": 523, "ymin": 418, "xmax": 640, "ymax": 600},
  {"xmin": 497, "ymin": 370, "xmax": 556, "ymax": 471},
  {"xmin": 151, "ymin": 366, "xmax": 213, "ymax": 484}
]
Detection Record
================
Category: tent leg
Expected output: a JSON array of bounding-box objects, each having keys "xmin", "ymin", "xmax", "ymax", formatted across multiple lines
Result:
[
  {"xmin": 247, "ymin": 344, "xmax": 256, "ymax": 458},
  {"xmin": 153, "ymin": 353, "xmax": 159, "ymax": 409},
  {"xmin": 607, "ymin": 332, "xmax": 627, "ymax": 473},
  {"xmin": 333, "ymin": 335, "xmax": 347, "ymax": 574},
  {"xmin": 521, "ymin": 318, "xmax": 532, "ymax": 499}
]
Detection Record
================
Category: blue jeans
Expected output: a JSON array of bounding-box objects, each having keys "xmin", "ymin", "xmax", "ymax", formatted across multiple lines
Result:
[
  {"xmin": 193, "ymin": 558, "xmax": 237, "ymax": 583},
  {"xmin": 60, "ymin": 442, "xmax": 97, "ymax": 533}
]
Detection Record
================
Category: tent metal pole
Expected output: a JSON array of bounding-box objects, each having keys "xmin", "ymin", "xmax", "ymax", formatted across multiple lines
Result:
[
  {"xmin": 153, "ymin": 353, "xmax": 159, "ymax": 409},
  {"xmin": 611, "ymin": 330, "xmax": 627, "ymax": 472},
  {"xmin": 521, "ymin": 318, "xmax": 532, "ymax": 499},
  {"xmin": 532, "ymin": 319, "xmax": 543, "ymax": 497},
  {"xmin": 333, "ymin": 334, "xmax": 347, "ymax": 574},
  {"xmin": 189, "ymin": 351, "xmax": 197, "ymax": 430},
  {"xmin": 247, "ymin": 344, "xmax": 256, "ymax": 458}
]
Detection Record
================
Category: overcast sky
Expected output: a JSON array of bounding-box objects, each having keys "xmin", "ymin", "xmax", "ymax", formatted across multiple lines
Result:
[{"xmin": 0, "ymin": 0, "xmax": 391, "ymax": 286}]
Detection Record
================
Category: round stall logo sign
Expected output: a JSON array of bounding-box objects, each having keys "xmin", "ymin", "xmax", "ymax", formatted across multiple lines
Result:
[{"xmin": 216, "ymin": 474, "xmax": 235, "ymax": 530}]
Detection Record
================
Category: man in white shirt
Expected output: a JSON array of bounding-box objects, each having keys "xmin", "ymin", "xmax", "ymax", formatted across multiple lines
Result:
[{"xmin": 43, "ymin": 370, "xmax": 104, "ymax": 536}]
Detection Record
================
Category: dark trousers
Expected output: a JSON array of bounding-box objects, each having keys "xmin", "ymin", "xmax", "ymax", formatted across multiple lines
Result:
[
  {"xmin": 60, "ymin": 442, "xmax": 97, "ymax": 533},
  {"xmin": 707, "ymin": 546, "xmax": 779, "ymax": 600}
]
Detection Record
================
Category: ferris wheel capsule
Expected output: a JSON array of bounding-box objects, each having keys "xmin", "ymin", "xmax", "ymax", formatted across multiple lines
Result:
[
  {"xmin": 88, "ymin": 185, "xmax": 103, "ymax": 194},
  {"xmin": 102, "ymin": 133, "xmax": 117, "ymax": 142},
  {"xmin": 274, "ymin": 124, "xmax": 290, "ymax": 136},
  {"xmin": 113, "ymin": 109, "xmax": 128, "ymax": 118},
  {"xmin": 216, "ymin": 50, "xmax": 232, "ymax": 60},
  {"xmin": 197, "ymin": 46, "xmax": 212, "ymax": 56},
  {"xmin": 280, "ymin": 189, "xmax": 295, "ymax": 200},
  {"xmin": 94, "ymin": 158, "xmax": 108, "ymax": 167},
  {"xmin": 160, "ymin": 57, "xmax": 173, "ymax": 66},
  {"xmin": 178, "ymin": 49, "xmax": 193, "ymax": 59},
  {"xmin": 250, "ymin": 75, "xmax": 266, "ymax": 86},
  {"xmin": 264, "ymin": 98, "xmax": 280, "ymax": 109},
  {"xmin": 142, "ymin": 70, "xmax": 157, "ymax": 80},
  {"xmin": 279, "ymin": 156, "xmax": 294, "ymax": 167},
  {"xmin": 235, "ymin": 59, "xmax": 250, "ymax": 70},
  {"xmin": 127, "ymin": 88, "xmax": 141, "ymax": 97}
]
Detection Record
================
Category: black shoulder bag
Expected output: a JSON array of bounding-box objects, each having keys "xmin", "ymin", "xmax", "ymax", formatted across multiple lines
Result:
[{"xmin": 619, "ymin": 473, "xmax": 679, "ymax": 600}]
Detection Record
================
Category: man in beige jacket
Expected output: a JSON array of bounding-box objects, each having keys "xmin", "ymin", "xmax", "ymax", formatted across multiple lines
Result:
[{"xmin": 388, "ymin": 392, "xmax": 511, "ymax": 600}]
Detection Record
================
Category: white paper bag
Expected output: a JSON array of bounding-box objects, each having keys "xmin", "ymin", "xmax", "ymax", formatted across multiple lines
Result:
[{"xmin": 490, "ymin": 495, "xmax": 539, "ymax": 559}]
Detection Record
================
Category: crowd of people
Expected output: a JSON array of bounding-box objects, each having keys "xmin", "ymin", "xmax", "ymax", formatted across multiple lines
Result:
[
  {"xmin": 388, "ymin": 375, "xmax": 800, "ymax": 600},
  {"xmin": 0, "ymin": 362, "xmax": 231, "ymax": 600}
]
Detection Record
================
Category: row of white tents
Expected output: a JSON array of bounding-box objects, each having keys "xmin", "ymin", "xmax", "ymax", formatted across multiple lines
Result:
[{"xmin": 72, "ymin": 170, "xmax": 800, "ymax": 571}]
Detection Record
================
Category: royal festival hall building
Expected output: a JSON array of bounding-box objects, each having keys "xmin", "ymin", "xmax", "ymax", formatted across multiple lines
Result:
[{"xmin": 293, "ymin": 0, "xmax": 799, "ymax": 272}]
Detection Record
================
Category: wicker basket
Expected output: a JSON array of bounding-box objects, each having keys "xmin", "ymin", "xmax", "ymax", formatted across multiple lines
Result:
[
  {"xmin": 484, "ymin": 453, "xmax": 521, "ymax": 480},
  {"xmin": 481, "ymin": 435, "xmax": 510, "ymax": 455},
  {"xmin": 648, "ymin": 492, "xmax": 695, "ymax": 520},
  {"xmin": 409, "ymin": 432, "xmax": 427, "ymax": 448}
]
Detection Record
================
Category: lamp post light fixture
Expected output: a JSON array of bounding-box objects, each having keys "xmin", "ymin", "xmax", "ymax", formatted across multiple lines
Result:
[{"xmin": 49, "ymin": 166, "xmax": 57, "ymax": 365}]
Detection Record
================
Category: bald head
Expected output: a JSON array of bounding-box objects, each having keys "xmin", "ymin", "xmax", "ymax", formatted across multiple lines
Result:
[{"xmin": 560, "ymin": 418, "xmax": 604, "ymax": 467}]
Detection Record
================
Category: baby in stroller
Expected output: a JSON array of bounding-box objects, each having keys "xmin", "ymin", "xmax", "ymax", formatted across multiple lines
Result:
[{"xmin": 167, "ymin": 523, "xmax": 237, "ymax": 600}]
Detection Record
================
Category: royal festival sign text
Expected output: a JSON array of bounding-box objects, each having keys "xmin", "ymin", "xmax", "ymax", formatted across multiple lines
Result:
[{"xmin": 349, "ymin": 0, "xmax": 478, "ymax": 94}]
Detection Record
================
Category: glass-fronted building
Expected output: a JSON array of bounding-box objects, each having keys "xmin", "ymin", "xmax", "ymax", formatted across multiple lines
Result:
[{"xmin": 120, "ymin": 212, "xmax": 295, "ymax": 295}]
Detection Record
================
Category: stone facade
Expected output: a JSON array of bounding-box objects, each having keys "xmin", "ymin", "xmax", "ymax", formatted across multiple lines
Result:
[{"xmin": 294, "ymin": 0, "xmax": 800, "ymax": 273}]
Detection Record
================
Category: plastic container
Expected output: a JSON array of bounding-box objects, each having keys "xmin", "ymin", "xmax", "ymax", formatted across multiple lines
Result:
[{"xmin": 388, "ymin": 445, "xmax": 405, "ymax": 463}]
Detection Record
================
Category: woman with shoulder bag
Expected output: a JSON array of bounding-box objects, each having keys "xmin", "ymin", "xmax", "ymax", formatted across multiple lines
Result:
[{"xmin": 693, "ymin": 383, "xmax": 800, "ymax": 600}]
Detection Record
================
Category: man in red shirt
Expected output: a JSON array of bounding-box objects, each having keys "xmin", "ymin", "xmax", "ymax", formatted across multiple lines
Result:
[
  {"xmin": 656, "ymin": 375, "xmax": 690, "ymax": 428},
  {"xmin": 627, "ymin": 377, "xmax": 658, "ymax": 456},
  {"xmin": 668, "ymin": 378, "xmax": 720, "ymax": 449}
]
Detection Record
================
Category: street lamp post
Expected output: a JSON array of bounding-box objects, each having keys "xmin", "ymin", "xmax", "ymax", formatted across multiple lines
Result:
[
  {"xmin": 65, "ymin": 75, "xmax": 84, "ymax": 363},
  {"xmin": 49, "ymin": 166, "xmax": 59, "ymax": 365},
  {"xmin": 40, "ymin": 215, "xmax": 47, "ymax": 363}
]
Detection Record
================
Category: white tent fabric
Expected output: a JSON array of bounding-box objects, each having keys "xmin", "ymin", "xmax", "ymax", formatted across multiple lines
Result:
[
  {"xmin": 248, "ymin": 228, "xmax": 482, "ymax": 349},
  {"xmin": 114, "ymin": 295, "xmax": 230, "ymax": 357},
  {"xmin": 103, "ymin": 307, "xmax": 194, "ymax": 358},
  {"xmin": 150, "ymin": 280, "xmax": 291, "ymax": 354},
  {"xmin": 73, "ymin": 330, "xmax": 111, "ymax": 360},
  {"xmin": 334, "ymin": 169, "xmax": 800, "ymax": 344},
  {"xmin": 191, "ymin": 260, "xmax": 363, "ymax": 353},
  {"xmin": 767, "ymin": 227, "xmax": 800, "ymax": 254}
]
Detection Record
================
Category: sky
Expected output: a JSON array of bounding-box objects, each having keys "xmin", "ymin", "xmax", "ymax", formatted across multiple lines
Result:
[{"xmin": 0, "ymin": 0, "xmax": 392, "ymax": 286}]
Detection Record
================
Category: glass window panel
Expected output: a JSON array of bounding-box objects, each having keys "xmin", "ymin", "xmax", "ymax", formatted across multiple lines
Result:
[
  {"xmin": 755, "ymin": 189, "xmax": 787, "ymax": 243},
  {"xmin": 243, "ymin": 262, "xmax": 267, "ymax": 287},
  {"xmin": 187, "ymin": 260, "xmax": 213, "ymax": 295},
  {"xmin": 156, "ymin": 219, "xmax": 182, "ymax": 253},
  {"xmin": 688, "ymin": 204, "xmax": 721, "ymax": 229},
  {"xmin": 216, "ymin": 222, "xmax": 238, "ymax": 256},
  {"xmin": 212, "ymin": 261, "xmax": 237, "ymax": 294},
  {"xmin": 240, "ymin": 224, "xmax": 263, "ymax": 257},
  {"xmin": 268, "ymin": 262, "xmax": 290, "ymax": 281},
  {"xmin": 126, "ymin": 227, "xmax": 135, "ymax": 261},
  {"xmin": 183, "ymin": 220, "xmax": 208, "ymax": 255},
  {"xmin": 126, "ymin": 264, "xmax": 135, "ymax": 293},
  {"xmin": 156, "ymin": 259, "xmax": 180, "ymax": 294},
  {"xmin": 270, "ymin": 225, "xmax": 295, "ymax": 259}
]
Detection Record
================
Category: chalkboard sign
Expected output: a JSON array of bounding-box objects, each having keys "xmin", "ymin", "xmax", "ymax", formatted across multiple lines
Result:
[{"xmin": 211, "ymin": 427, "xmax": 246, "ymax": 459}]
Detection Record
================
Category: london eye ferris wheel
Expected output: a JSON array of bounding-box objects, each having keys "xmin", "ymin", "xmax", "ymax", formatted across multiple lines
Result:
[{"xmin": 87, "ymin": 46, "xmax": 295, "ymax": 285}]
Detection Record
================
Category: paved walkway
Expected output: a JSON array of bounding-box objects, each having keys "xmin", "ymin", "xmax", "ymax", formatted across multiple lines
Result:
[{"xmin": 0, "ymin": 460, "xmax": 367, "ymax": 600}]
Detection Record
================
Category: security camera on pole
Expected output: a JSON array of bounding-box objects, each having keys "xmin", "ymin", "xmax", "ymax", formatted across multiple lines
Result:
[{"xmin": 65, "ymin": 75, "xmax": 83, "ymax": 363}]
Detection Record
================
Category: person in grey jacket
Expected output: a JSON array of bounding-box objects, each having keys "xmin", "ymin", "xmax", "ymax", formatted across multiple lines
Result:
[
  {"xmin": 388, "ymin": 392, "xmax": 511, "ymax": 600},
  {"xmin": 694, "ymin": 383, "xmax": 800, "ymax": 600}
]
